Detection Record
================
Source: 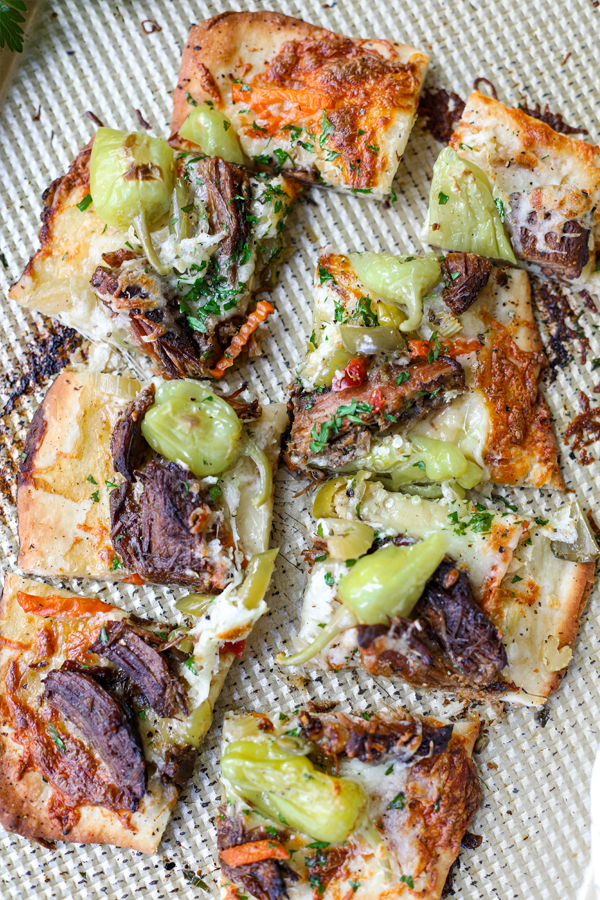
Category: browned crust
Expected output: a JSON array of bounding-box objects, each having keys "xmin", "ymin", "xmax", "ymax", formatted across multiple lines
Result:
[
  {"xmin": 172, "ymin": 12, "xmax": 320, "ymax": 134},
  {"xmin": 0, "ymin": 575, "xmax": 175, "ymax": 852},
  {"xmin": 450, "ymin": 90, "xmax": 600, "ymax": 172},
  {"xmin": 9, "ymin": 139, "xmax": 93, "ymax": 301}
]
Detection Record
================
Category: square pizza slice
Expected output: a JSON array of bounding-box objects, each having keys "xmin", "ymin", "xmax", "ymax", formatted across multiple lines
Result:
[
  {"xmin": 0, "ymin": 566, "xmax": 276, "ymax": 852},
  {"xmin": 284, "ymin": 249, "xmax": 563, "ymax": 490},
  {"xmin": 9, "ymin": 135, "xmax": 299, "ymax": 380},
  {"xmin": 423, "ymin": 90, "xmax": 600, "ymax": 288},
  {"xmin": 276, "ymin": 474, "xmax": 596, "ymax": 705},
  {"xmin": 216, "ymin": 708, "xmax": 481, "ymax": 900},
  {"xmin": 170, "ymin": 11, "xmax": 429, "ymax": 198},
  {"xmin": 17, "ymin": 369, "xmax": 287, "ymax": 588}
]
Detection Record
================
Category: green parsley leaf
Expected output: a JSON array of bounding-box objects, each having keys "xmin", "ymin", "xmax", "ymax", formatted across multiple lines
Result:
[
  {"xmin": 412, "ymin": 460, "xmax": 426, "ymax": 471},
  {"xmin": 511, "ymin": 575, "xmax": 523, "ymax": 584},
  {"xmin": 87, "ymin": 474, "xmax": 97, "ymax": 484},
  {"xmin": 494, "ymin": 197, "xmax": 505, "ymax": 222},
  {"xmin": 324, "ymin": 572, "xmax": 334, "ymax": 586},
  {"xmin": 360, "ymin": 711, "xmax": 371, "ymax": 721},
  {"xmin": 307, "ymin": 841, "xmax": 330, "ymax": 849},
  {"xmin": 349, "ymin": 881, "xmax": 360, "ymax": 893},
  {"xmin": 265, "ymin": 826, "xmax": 278, "ymax": 836},
  {"xmin": 319, "ymin": 111, "xmax": 335, "ymax": 148},
  {"xmin": 99, "ymin": 625, "xmax": 108, "ymax": 643},
  {"xmin": 77, "ymin": 193, "xmax": 93, "ymax": 212},
  {"xmin": 185, "ymin": 656, "xmax": 198, "ymax": 676},
  {"xmin": 534, "ymin": 516, "xmax": 549, "ymax": 526},
  {"xmin": 396, "ymin": 372, "xmax": 411, "ymax": 385},
  {"xmin": 48, "ymin": 723, "xmax": 66, "ymax": 754},
  {"xmin": 105, "ymin": 480, "xmax": 118, "ymax": 488},
  {"xmin": 90, "ymin": 490, "xmax": 100, "ymax": 503},
  {"xmin": 110, "ymin": 556, "xmax": 122, "ymax": 571},
  {"xmin": 318, "ymin": 262, "xmax": 334, "ymax": 284},
  {"xmin": 438, "ymin": 191, "xmax": 449, "ymax": 205},
  {"xmin": 185, "ymin": 92, "xmax": 198, "ymax": 106},
  {"xmin": 138, "ymin": 709, "xmax": 146, "ymax": 720},
  {"xmin": 400, "ymin": 875, "xmax": 414, "ymax": 889},
  {"xmin": 209, "ymin": 483, "xmax": 222, "ymax": 501},
  {"xmin": 385, "ymin": 764, "xmax": 394, "ymax": 775},
  {"xmin": 387, "ymin": 791, "xmax": 406, "ymax": 810},
  {"xmin": 182, "ymin": 870, "xmax": 208, "ymax": 889},
  {"xmin": 278, "ymin": 712, "xmax": 288, "ymax": 721}
]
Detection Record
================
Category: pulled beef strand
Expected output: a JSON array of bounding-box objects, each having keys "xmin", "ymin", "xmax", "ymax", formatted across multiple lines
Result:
[
  {"xmin": 298, "ymin": 710, "xmax": 453, "ymax": 764},
  {"xmin": 415, "ymin": 560, "xmax": 507, "ymax": 685},
  {"xmin": 43, "ymin": 667, "xmax": 146, "ymax": 805},
  {"xmin": 111, "ymin": 384, "xmax": 155, "ymax": 481},
  {"xmin": 441, "ymin": 253, "xmax": 491, "ymax": 315},
  {"xmin": 89, "ymin": 620, "xmax": 188, "ymax": 719},
  {"xmin": 418, "ymin": 87, "xmax": 466, "ymax": 143},
  {"xmin": 109, "ymin": 459, "xmax": 234, "ymax": 590},
  {"xmin": 564, "ymin": 390, "xmax": 600, "ymax": 464},
  {"xmin": 518, "ymin": 100, "xmax": 588, "ymax": 135},
  {"xmin": 286, "ymin": 357, "xmax": 466, "ymax": 474},
  {"xmin": 217, "ymin": 813, "xmax": 298, "ymax": 900}
]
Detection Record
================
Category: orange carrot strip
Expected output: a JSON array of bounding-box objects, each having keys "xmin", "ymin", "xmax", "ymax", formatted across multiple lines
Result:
[
  {"xmin": 17, "ymin": 591, "xmax": 117, "ymax": 619},
  {"xmin": 210, "ymin": 301, "xmax": 274, "ymax": 378},
  {"xmin": 220, "ymin": 840, "xmax": 290, "ymax": 868},
  {"xmin": 408, "ymin": 337, "xmax": 482, "ymax": 359},
  {"xmin": 232, "ymin": 83, "xmax": 329, "ymax": 112}
]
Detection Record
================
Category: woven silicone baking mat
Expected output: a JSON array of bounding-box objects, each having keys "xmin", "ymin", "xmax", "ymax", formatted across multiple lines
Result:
[{"xmin": 1, "ymin": 1, "xmax": 599, "ymax": 898}]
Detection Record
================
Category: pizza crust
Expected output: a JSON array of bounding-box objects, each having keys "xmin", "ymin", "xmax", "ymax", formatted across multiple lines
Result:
[
  {"xmin": 219, "ymin": 710, "xmax": 481, "ymax": 900},
  {"xmin": 449, "ymin": 91, "xmax": 600, "ymax": 286},
  {"xmin": 171, "ymin": 11, "xmax": 428, "ymax": 197},
  {"xmin": 17, "ymin": 370, "xmax": 287, "ymax": 583}
]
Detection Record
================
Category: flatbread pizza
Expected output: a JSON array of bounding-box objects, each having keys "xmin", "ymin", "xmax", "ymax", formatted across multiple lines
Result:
[
  {"xmin": 171, "ymin": 11, "xmax": 429, "ymax": 198},
  {"xmin": 285, "ymin": 249, "xmax": 563, "ymax": 490},
  {"xmin": 423, "ymin": 90, "xmax": 600, "ymax": 288},
  {"xmin": 17, "ymin": 369, "xmax": 287, "ymax": 587},
  {"xmin": 276, "ymin": 474, "xmax": 596, "ymax": 705},
  {"xmin": 0, "ymin": 567, "xmax": 277, "ymax": 852},
  {"xmin": 216, "ymin": 708, "xmax": 481, "ymax": 900},
  {"xmin": 9, "ymin": 132, "xmax": 299, "ymax": 379}
]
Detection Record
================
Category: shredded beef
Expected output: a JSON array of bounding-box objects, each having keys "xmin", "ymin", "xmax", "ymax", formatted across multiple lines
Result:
[
  {"xmin": 518, "ymin": 100, "xmax": 588, "ymax": 135},
  {"xmin": 111, "ymin": 384, "xmax": 155, "ymax": 481},
  {"xmin": 89, "ymin": 619, "xmax": 189, "ymax": 719},
  {"xmin": 298, "ymin": 710, "xmax": 453, "ymax": 764},
  {"xmin": 109, "ymin": 459, "xmax": 234, "ymax": 589},
  {"xmin": 357, "ymin": 558, "xmax": 508, "ymax": 692},
  {"xmin": 159, "ymin": 743, "xmax": 197, "ymax": 787},
  {"xmin": 414, "ymin": 560, "xmax": 507, "ymax": 685},
  {"xmin": 217, "ymin": 812, "xmax": 298, "ymax": 900},
  {"xmin": 43, "ymin": 667, "xmax": 146, "ymax": 806},
  {"xmin": 441, "ymin": 253, "xmax": 491, "ymax": 315},
  {"xmin": 285, "ymin": 357, "xmax": 466, "ymax": 475},
  {"xmin": 418, "ymin": 87, "xmax": 466, "ymax": 143}
]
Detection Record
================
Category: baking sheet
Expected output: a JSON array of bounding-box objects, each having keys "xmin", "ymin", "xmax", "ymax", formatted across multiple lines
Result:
[{"xmin": 1, "ymin": 1, "xmax": 600, "ymax": 898}]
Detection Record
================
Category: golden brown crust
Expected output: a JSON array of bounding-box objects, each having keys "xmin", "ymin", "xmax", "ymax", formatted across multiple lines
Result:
[
  {"xmin": 0, "ymin": 574, "xmax": 176, "ymax": 852},
  {"xmin": 172, "ymin": 12, "xmax": 428, "ymax": 196}
]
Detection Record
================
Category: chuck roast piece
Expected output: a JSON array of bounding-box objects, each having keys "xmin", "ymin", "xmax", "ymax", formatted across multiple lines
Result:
[
  {"xmin": 285, "ymin": 357, "xmax": 466, "ymax": 475},
  {"xmin": 217, "ymin": 812, "xmax": 299, "ymax": 900},
  {"xmin": 356, "ymin": 557, "xmax": 508, "ymax": 691},
  {"xmin": 414, "ymin": 559, "xmax": 507, "ymax": 685},
  {"xmin": 43, "ymin": 667, "xmax": 146, "ymax": 804},
  {"xmin": 90, "ymin": 254, "xmax": 211, "ymax": 379},
  {"xmin": 111, "ymin": 384, "xmax": 155, "ymax": 482},
  {"xmin": 298, "ymin": 709, "xmax": 453, "ymax": 764},
  {"xmin": 441, "ymin": 252, "xmax": 491, "ymax": 315},
  {"xmin": 507, "ymin": 186, "xmax": 593, "ymax": 280},
  {"xmin": 109, "ymin": 459, "xmax": 235, "ymax": 590},
  {"xmin": 89, "ymin": 620, "xmax": 188, "ymax": 719},
  {"xmin": 190, "ymin": 156, "xmax": 252, "ymax": 285}
]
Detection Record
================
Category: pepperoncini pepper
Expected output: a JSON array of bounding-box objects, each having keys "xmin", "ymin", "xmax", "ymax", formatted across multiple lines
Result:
[
  {"xmin": 180, "ymin": 104, "xmax": 245, "ymax": 165},
  {"xmin": 348, "ymin": 252, "xmax": 441, "ymax": 332},
  {"xmin": 337, "ymin": 531, "xmax": 448, "ymax": 624},
  {"xmin": 141, "ymin": 380, "xmax": 272, "ymax": 506},
  {"xmin": 221, "ymin": 738, "xmax": 367, "ymax": 842},
  {"xmin": 89, "ymin": 128, "xmax": 174, "ymax": 274}
]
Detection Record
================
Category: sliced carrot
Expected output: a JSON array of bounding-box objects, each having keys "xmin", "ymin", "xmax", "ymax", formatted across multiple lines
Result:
[
  {"xmin": 221, "ymin": 840, "xmax": 290, "ymax": 868},
  {"xmin": 123, "ymin": 573, "xmax": 145, "ymax": 585},
  {"xmin": 210, "ymin": 301, "xmax": 274, "ymax": 378},
  {"xmin": 232, "ymin": 84, "xmax": 330, "ymax": 135},
  {"xmin": 17, "ymin": 591, "xmax": 117, "ymax": 619},
  {"xmin": 408, "ymin": 337, "xmax": 482, "ymax": 359}
]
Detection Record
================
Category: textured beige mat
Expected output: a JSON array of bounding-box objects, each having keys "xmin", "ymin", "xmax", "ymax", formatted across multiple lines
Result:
[{"xmin": 0, "ymin": 1, "xmax": 599, "ymax": 898}]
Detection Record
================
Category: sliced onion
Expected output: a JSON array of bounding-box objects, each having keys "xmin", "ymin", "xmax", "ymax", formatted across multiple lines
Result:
[
  {"xmin": 340, "ymin": 323, "xmax": 406, "ymax": 356},
  {"xmin": 89, "ymin": 372, "xmax": 142, "ymax": 400},
  {"xmin": 542, "ymin": 635, "xmax": 573, "ymax": 672},
  {"xmin": 322, "ymin": 518, "xmax": 375, "ymax": 560},
  {"xmin": 276, "ymin": 605, "xmax": 357, "ymax": 667}
]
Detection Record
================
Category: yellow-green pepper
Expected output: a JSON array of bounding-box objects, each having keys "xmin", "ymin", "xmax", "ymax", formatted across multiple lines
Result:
[
  {"xmin": 221, "ymin": 738, "xmax": 367, "ymax": 842},
  {"xmin": 180, "ymin": 104, "xmax": 245, "ymax": 165},
  {"xmin": 349, "ymin": 252, "xmax": 441, "ymax": 332},
  {"xmin": 90, "ymin": 128, "xmax": 174, "ymax": 274}
]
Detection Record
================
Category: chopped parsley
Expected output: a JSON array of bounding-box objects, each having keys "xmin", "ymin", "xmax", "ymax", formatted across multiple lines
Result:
[
  {"xmin": 438, "ymin": 191, "xmax": 449, "ymax": 205},
  {"xmin": 365, "ymin": 144, "xmax": 379, "ymax": 155},
  {"xmin": 77, "ymin": 193, "xmax": 93, "ymax": 212},
  {"xmin": 48, "ymin": 724, "xmax": 66, "ymax": 754},
  {"xmin": 319, "ymin": 111, "xmax": 335, "ymax": 148},
  {"xmin": 265, "ymin": 826, "xmax": 278, "ymax": 836},
  {"xmin": 511, "ymin": 575, "xmax": 523, "ymax": 584},
  {"xmin": 350, "ymin": 188, "xmax": 372, "ymax": 195},
  {"xmin": 492, "ymin": 494, "xmax": 517, "ymax": 512},
  {"xmin": 185, "ymin": 92, "xmax": 198, "ymax": 106},
  {"xmin": 354, "ymin": 296, "xmax": 378, "ymax": 327},
  {"xmin": 278, "ymin": 712, "xmax": 288, "ymax": 721},
  {"xmin": 99, "ymin": 625, "xmax": 108, "ymax": 644},
  {"xmin": 309, "ymin": 398, "xmax": 374, "ymax": 454},
  {"xmin": 87, "ymin": 474, "xmax": 97, "ymax": 484},
  {"xmin": 348, "ymin": 881, "xmax": 360, "ymax": 893},
  {"xmin": 110, "ymin": 556, "xmax": 122, "ymax": 571},
  {"xmin": 182, "ymin": 871, "xmax": 208, "ymax": 889},
  {"xmin": 138, "ymin": 709, "xmax": 146, "ymax": 720},
  {"xmin": 360, "ymin": 711, "xmax": 371, "ymax": 721},
  {"xmin": 387, "ymin": 791, "xmax": 406, "ymax": 810},
  {"xmin": 385, "ymin": 764, "xmax": 394, "ymax": 775},
  {"xmin": 306, "ymin": 841, "xmax": 330, "ymax": 849},
  {"xmin": 494, "ymin": 197, "xmax": 505, "ymax": 223},
  {"xmin": 412, "ymin": 460, "xmax": 426, "ymax": 471},
  {"xmin": 534, "ymin": 516, "xmax": 549, "ymax": 526},
  {"xmin": 185, "ymin": 657, "xmax": 198, "ymax": 676},
  {"xmin": 209, "ymin": 483, "xmax": 222, "ymax": 501},
  {"xmin": 324, "ymin": 572, "xmax": 335, "ymax": 587},
  {"xmin": 105, "ymin": 480, "xmax": 118, "ymax": 488},
  {"xmin": 90, "ymin": 490, "xmax": 100, "ymax": 503},
  {"xmin": 396, "ymin": 372, "xmax": 411, "ymax": 385},
  {"xmin": 318, "ymin": 262, "xmax": 334, "ymax": 284},
  {"xmin": 400, "ymin": 875, "xmax": 414, "ymax": 889},
  {"xmin": 448, "ymin": 508, "xmax": 494, "ymax": 535}
]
